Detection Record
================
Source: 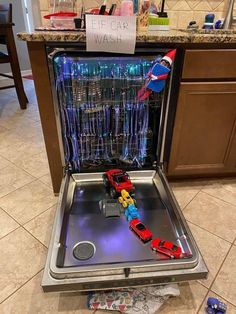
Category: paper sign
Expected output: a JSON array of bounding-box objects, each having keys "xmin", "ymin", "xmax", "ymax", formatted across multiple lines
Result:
[{"xmin": 86, "ymin": 15, "xmax": 136, "ymax": 54}]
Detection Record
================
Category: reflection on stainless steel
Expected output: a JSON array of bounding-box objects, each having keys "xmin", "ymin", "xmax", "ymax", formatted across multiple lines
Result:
[
  {"xmin": 54, "ymin": 172, "xmax": 200, "ymax": 272},
  {"xmin": 42, "ymin": 171, "xmax": 208, "ymax": 291}
]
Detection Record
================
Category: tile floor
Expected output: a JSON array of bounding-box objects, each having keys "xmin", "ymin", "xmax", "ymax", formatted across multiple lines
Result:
[{"xmin": 0, "ymin": 78, "xmax": 235, "ymax": 313}]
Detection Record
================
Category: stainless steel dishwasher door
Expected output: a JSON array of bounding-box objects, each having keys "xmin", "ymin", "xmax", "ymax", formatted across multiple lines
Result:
[{"xmin": 42, "ymin": 170, "xmax": 208, "ymax": 292}]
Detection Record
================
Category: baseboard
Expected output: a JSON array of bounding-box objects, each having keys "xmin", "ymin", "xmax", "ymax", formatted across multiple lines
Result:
[{"xmin": 0, "ymin": 69, "xmax": 32, "ymax": 80}]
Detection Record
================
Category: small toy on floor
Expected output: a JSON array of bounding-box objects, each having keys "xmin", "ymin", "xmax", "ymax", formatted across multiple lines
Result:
[{"xmin": 206, "ymin": 297, "xmax": 227, "ymax": 314}]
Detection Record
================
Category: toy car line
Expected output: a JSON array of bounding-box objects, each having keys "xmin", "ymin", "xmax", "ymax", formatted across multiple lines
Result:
[
  {"xmin": 118, "ymin": 189, "xmax": 135, "ymax": 208},
  {"xmin": 125, "ymin": 204, "xmax": 140, "ymax": 222},
  {"xmin": 150, "ymin": 238, "xmax": 183, "ymax": 259},
  {"xmin": 102, "ymin": 170, "xmax": 189, "ymax": 259},
  {"xmin": 103, "ymin": 169, "xmax": 134, "ymax": 198},
  {"xmin": 129, "ymin": 219, "xmax": 152, "ymax": 243}
]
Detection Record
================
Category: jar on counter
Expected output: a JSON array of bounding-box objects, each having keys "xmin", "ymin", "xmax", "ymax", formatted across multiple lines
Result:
[
  {"xmin": 120, "ymin": 0, "xmax": 134, "ymax": 16},
  {"xmin": 138, "ymin": 0, "xmax": 150, "ymax": 31}
]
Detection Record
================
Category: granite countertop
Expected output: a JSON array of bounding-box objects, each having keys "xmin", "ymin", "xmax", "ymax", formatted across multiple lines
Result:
[{"xmin": 17, "ymin": 28, "xmax": 236, "ymax": 44}]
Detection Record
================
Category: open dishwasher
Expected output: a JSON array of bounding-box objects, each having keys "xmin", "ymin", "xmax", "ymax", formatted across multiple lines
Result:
[{"xmin": 42, "ymin": 47, "xmax": 208, "ymax": 292}]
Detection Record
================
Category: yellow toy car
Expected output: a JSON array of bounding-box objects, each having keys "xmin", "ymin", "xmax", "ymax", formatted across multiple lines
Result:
[{"xmin": 118, "ymin": 189, "xmax": 135, "ymax": 208}]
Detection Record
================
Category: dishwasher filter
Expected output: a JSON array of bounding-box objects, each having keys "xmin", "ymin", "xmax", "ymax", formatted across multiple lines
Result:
[{"xmin": 42, "ymin": 48, "xmax": 208, "ymax": 292}]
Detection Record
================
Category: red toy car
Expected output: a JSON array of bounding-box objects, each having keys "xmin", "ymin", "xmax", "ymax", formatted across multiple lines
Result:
[
  {"xmin": 103, "ymin": 169, "xmax": 134, "ymax": 198},
  {"xmin": 129, "ymin": 219, "xmax": 152, "ymax": 242},
  {"xmin": 151, "ymin": 238, "xmax": 183, "ymax": 259}
]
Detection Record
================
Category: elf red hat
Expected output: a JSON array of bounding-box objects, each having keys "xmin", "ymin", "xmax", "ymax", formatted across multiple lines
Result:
[{"xmin": 161, "ymin": 49, "xmax": 177, "ymax": 66}]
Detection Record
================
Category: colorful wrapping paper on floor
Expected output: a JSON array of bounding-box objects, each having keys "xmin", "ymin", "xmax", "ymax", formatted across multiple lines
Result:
[{"xmin": 88, "ymin": 284, "xmax": 180, "ymax": 313}]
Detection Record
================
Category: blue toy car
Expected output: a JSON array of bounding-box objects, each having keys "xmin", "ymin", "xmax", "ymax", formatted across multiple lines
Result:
[
  {"xmin": 125, "ymin": 204, "xmax": 140, "ymax": 222},
  {"xmin": 207, "ymin": 297, "xmax": 227, "ymax": 314}
]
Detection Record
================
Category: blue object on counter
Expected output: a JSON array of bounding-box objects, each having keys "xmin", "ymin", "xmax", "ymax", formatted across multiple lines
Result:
[
  {"xmin": 203, "ymin": 13, "xmax": 215, "ymax": 29},
  {"xmin": 215, "ymin": 19, "xmax": 223, "ymax": 29},
  {"xmin": 205, "ymin": 13, "xmax": 215, "ymax": 23},
  {"xmin": 133, "ymin": 0, "xmax": 139, "ymax": 14}
]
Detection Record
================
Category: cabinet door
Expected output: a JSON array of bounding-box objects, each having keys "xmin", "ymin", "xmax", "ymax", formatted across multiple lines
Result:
[{"xmin": 168, "ymin": 82, "xmax": 236, "ymax": 176}]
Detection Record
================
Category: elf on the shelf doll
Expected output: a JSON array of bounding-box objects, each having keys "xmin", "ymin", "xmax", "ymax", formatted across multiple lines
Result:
[{"xmin": 137, "ymin": 49, "xmax": 176, "ymax": 101}]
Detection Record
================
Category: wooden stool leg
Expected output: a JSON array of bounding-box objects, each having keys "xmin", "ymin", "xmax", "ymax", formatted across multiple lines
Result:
[{"xmin": 7, "ymin": 28, "xmax": 28, "ymax": 109}]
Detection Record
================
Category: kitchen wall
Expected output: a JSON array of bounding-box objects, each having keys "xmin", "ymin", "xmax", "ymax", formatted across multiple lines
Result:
[{"xmin": 39, "ymin": 0, "xmax": 229, "ymax": 29}]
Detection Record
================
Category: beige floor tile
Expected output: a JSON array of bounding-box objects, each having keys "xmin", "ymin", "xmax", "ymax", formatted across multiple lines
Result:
[
  {"xmin": 0, "ymin": 155, "xmax": 11, "ymax": 169},
  {"xmin": 184, "ymin": 192, "xmax": 236, "ymax": 242},
  {"xmin": 0, "ymin": 136, "xmax": 45, "ymax": 164},
  {"xmin": 199, "ymin": 291, "xmax": 236, "ymax": 314},
  {"xmin": 11, "ymin": 121, "xmax": 43, "ymax": 140},
  {"xmin": 188, "ymin": 222, "xmax": 231, "ymax": 288},
  {"xmin": 169, "ymin": 179, "xmax": 208, "ymax": 209},
  {"xmin": 39, "ymin": 172, "xmax": 53, "ymax": 189},
  {"xmin": 0, "ymin": 271, "xmax": 94, "ymax": 314},
  {"xmin": 0, "ymin": 112, "xmax": 37, "ymax": 131},
  {"xmin": 0, "ymin": 128, "xmax": 26, "ymax": 150},
  {"xmin": 212, "ymin": 245, "xmax": 236, "ymax": 306},
  {"xmin": 158, "ymin": 282, "xmax": 208, "ymax": 313},
  {"xmin": 0, "ymin": 90, "xmax": 40, "ymax": 123},
  {"xmin": 0, "ymin": 99, "xmax": 25, "ymax": 120},
  {"xmin": 202, "ymin": 178, "xmax": 236, "ymax": 206},
  {"xmin": 0, "ymin": 180, "xmax": 57, "ymax": 224},
  {"xmin": 0, "ymin": 207, "xmax": 19, "ymax": 239},
  {"xmin": 0, "ymin": 165, "xmax": 35, "ymax": 198},
  {"xmin": 0, "ymin": 125, "xmax": 7, "ymax": 133},
  {"xmin": 24, "ymin": 205, "xmax": 57, "ymax": 247},
  {"xmin": 0, "ymin": 228, "xmax": 46, "ymax": 303},
  {"xmin": 16, "ymin": 151, "xmax": 50, "ymax": 178}
]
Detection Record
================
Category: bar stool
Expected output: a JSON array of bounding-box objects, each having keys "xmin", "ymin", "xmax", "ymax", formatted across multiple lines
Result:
[{"xmin": 0, "ymin": 3, "xmax": 28, "ymax": 109}]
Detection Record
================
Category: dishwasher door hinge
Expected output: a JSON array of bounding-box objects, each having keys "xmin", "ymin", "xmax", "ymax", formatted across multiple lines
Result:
[
  {"xmin": 157, "ymin": 161, "xmax": 165, "ymax": 172},
  {"xmin": 63, "ymin": 164, "xmax": 72, "ymax": 176}
]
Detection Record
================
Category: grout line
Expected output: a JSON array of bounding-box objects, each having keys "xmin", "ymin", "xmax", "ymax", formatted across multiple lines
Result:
[
  {"xmin": 0, "ymin": 225, "xmax": 21, "ymax": 241},
  {"xmin": 196, "ymin": 284, "xmax": 210, "ymax": 314},
  {"xmin": 197, "ymin": 279, "xmax": 209, "ymax": 290},
  {"xmin": 181, "ymin": 189, "xmax": 202, "ymax": 211},
  {"xmin": 23, "ymin": 203, "xmax": 57, "ymax": 228},
  {"xmin": 0, "ymin": 268, "xmax": 44, "ymax": 305},
  {"xmin": 208, "ymin": 289, "xmax": 236, "ymax": 308},
  {"xmin": 208, "ymin": 242, "xmax": 234, "ymax": 294},
  {"xmin": 186, "ymin": 220, "xmax": 234, "ymax": 245},
  {"xmin": 0, "ymin": 151, "xmax": 47, "ymax": 180},
  {"xmin": 201, "ymin": 190, "xmax": 236, "ymax": 208},
  {"xmin": 37, "ymin": 177, "xmax": 54, "ymax": 191},
  {"xmin": 0, "ymin": 175, "xmax": 38, "ymax": 199},
  {"xmin": 0, "ymin": 153, "xmax": 54, "ymax": 197},
  {"xmin": 0, "ymin": 207, "xmax": 25, "ymax": 229},
  {"xmin": 21, "ymin": 225, "xmax": 48, "ymax": 250},
  {"xmin": 1, "ymin": 199, "xmax": 57, "ymax": 228}
]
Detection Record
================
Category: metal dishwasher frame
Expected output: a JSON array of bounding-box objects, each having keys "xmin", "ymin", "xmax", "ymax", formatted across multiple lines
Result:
[{"xmin": 42, "ymin": 47, "xmax": 208, "ymax": 292}]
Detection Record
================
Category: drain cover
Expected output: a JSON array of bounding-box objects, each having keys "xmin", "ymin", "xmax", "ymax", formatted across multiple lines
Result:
[{"xmin": 73, "ymin": 241, "xmax": 96, "ymax": 260}]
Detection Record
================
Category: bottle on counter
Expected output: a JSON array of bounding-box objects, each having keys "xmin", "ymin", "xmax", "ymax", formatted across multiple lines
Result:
[
  {"xmin": 138, "ymin": 0, "xmax": 150, "ymax": 31},
  {"xmin": 120, "ymin": 0, "xmax": 134, "ymax": 16}
]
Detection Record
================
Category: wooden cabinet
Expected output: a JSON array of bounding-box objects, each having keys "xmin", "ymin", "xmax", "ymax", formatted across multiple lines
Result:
[
  {"xmin": 182, "ymin": 49, "xmax": 236, "ymax": 80},
  {"xmin": 168, "ymin": 82, "xmax": 236, "ymax": 176}
]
